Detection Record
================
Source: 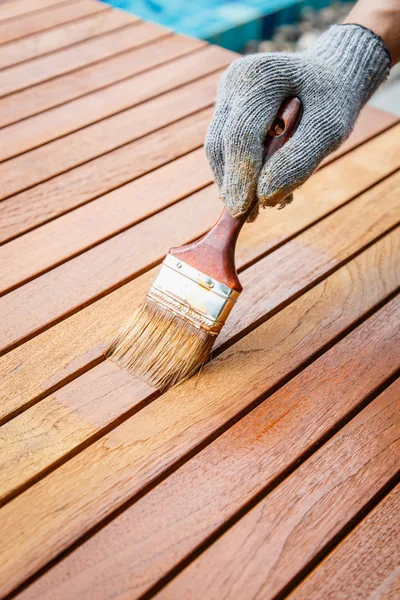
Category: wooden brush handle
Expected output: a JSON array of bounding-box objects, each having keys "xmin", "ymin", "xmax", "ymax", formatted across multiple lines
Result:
[{"xmin": 170, "ymin": 97, "xmax": 303, "ymax": 292}]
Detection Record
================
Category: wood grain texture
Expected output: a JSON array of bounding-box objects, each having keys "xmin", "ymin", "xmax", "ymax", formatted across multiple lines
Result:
[
  {"xmin": 0, "ymin": 70, "xmax": 220, "ymax": 200},
  {"xmin": 1, "ymin": 170, "xmax": 399, "ymax": 421},
  {"xmin": 0, "ymin": 7, "xmax": 134, "ymax": 69},
  {"xmin": 0, "ymin": 33, "xmax": 205, "ymax": 127},
  {"xmin": 0, "ymin": 45, "xmax": 232, "ymax": 162},
  {"xmin": 158, "ymin": 379, "xmax": 400, "ymax": 600},
  {"xmin": 1, "ymin": 185, "xmax": 397, "ymax": 501},
  {"xmin": 2, "ymin": 116, "xmax": 398, "ymax": 271},
  {"xmin": 0, "ymin": 0, "xmax": 71, "ymax": 22},
  {"xmin": 1, "ymin": 156, "xmax": 398, "ymax": 355},
  {"xmin": 321, "ymin": 105, "xmax": 399, "ymax": 167},
  {"xmin": 0, "ymin": 148, "xmax": 213, "ymax": 277},
  {"xmin": 0, "ymin": 180, "xmax": 400, "ymax": 498},
  {"xmin": 0, "ymin": 235, "xmax": 397, "ymax": 597},
  {"xmin": 0, "ymin": 20, "xmax": 166, "ymax": 97},
  {"xmin": 287, "ymin": 485, "xmax": 400, "ymax": 600},
  {"xmin": 0, "ymin": 106, "xmax": 212, "ymax": 250},
  {"xmin": 12, "ymin": 300, "xmax": 400, "ymax": 600},
  {"xmin": 0, "ymin": 0, "xmax": 108, "ymax": 45}
]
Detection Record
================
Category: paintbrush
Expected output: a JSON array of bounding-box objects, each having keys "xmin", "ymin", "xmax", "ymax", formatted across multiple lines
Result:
[{"xmin": 109, "ymin": 97, "xmax": 302, "ymax": 390}]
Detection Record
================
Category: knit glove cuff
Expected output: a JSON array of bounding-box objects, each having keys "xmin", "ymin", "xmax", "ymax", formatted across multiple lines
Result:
[{"xmin": 310, "ymin": 24, "xmax": 391, "ymax": 106}]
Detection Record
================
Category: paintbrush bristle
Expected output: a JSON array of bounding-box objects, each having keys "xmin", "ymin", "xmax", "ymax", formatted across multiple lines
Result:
[{"xmin": 108, "ymin": 299, "xmax": 215, "ymax": 391}]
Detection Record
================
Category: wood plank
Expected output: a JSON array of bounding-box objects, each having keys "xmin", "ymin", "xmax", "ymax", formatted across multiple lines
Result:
[
  {"xmin": 157, "ymin": 380, "xmax": 400, "ymax": 600},
  {"xmin": 0, "ymin": 148, "xmax": 212, "ymax": 274},
  {"xmin": 0, "ymin": 8, "xmax": 134, "ymax": 69},
  {"xmin": 0, "ymin": 236, "xmax": 397, "ymax": 597},
  {"xmin": 0, "ymin": 45, "xmax": 233, "ymax": 162},
  {"xmin": 0, "ymin": 20, "xmax": 166, "ymax": 97},
  {"xmin": 0, "ymin": 0, "xmax": 109, "ymax": 46},
  {"xmin": 288, "ymin": 485, "xmax": 400, "ymax": 600},
  {"xmin": 17, "ymin": 304, "xmax": 399, "ymax": 600},
  {"xmin": 0, "ymin": 34, "xmax": 205, "ymax": 128},
  {"xmin": 0, "ymin": 106, "xmax": 211, "ymax": 255},
  {"xmin": 0, "ymin": 164, "xmax": 399, "ymax": 419},
  {"xmin": 1, "ymin": 186, "xmax": 397, "ymax": 500},
  {"xmin": 0, "ymin": 70, "xmax": 220, "ymax": 200},
  {"xmin": 1, "ymin": 153, "xmax": 398, "ymax": 355},
  {"xmin": 1, "ymin": 115, "xmax": 398, "ymax": 253},
  {"xmin": 321, "ymin": 105, "xmax": 399, "ymax": 166},
  {"xmin": 0, "ymin": 0, "xmax": 70, "ymax": 22}
]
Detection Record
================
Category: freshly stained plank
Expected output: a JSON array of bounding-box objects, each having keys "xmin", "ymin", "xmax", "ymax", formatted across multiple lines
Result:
[
  {"xmin": 0, "ymin": 107, "xmax": 211, "ymax": 249},
  {"xmin": 0, "ymin": 0, "xmax": 70, "ymax": 22},
  {"xmin": 18, "ymin": 304, "xmax": 399, "ymax": 599},
  {"xmin": 321, "ymin": 105, "xmax": 399, "ymax": 166},
  {"xmin": 0, "ymin": 45, "xmax": 232, "ymax": 161},
  {"xmin": 1, "ymin": 160, "xmax": 398, "ymax": 354},
  {"xmin": 288, "ymin": 486, "xmax": 400, "ymax": 600},
  {"xmin": 0, "ymin": 237, "xmax": 397, "ymax": 597},
  {"xmin": 0, "ymin": 8, "xmax": 134, "ymax": 69},
  {"xmin": 0, "ymin": 185, "xmax": 398, "ymax": 499},
  {"xmin": 0, "ymin": 0, "xmax": 109, "ymax": 45},
  {"xmin": 0, "ymin": 21, "xmax": 166, "ymax": 97},
  {"xmin": 158, "ymin": 380, "xmax": 400, "ymax": 600},
  {"xmin": 0, "ymin": 71, "xmax": 220, "ymax": 199},
  {"xmin": 0, "ymin": 34, "xmax": 205, "ymax": 128},
  {"xmin": 2, "ymin": 116, "xmax": 398, "ymax": 249}
]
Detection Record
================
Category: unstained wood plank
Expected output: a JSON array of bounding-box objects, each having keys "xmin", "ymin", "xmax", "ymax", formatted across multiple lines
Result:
[
  {"xmin": 0, "ymin": 33, "xmax": 205, "ymax": 127},
  {"xmin": 157, "ymin": 380, "xmax": 400, "ymax": 600},
  {"xmin": 0, "ymin": 0, "xmax": 109, "ymax": 45},
  {"xmin": 1, "ymin": 187, "xmax": 398, "ymax": 501},
  {"xmin": 0, "ymin": 107, "xmax": 211, "ymax": 251},
  {"xmin": 0, "ymin": 20, "xmax": 166, "ymax": 97},
  {"xmin": 1, "ymin": 158, "xmax": 398, "ymax": 354},
  {"xmin": 16, "ymin": 302, "xmax": 399, "ymax": 600},
  {"xmin": 0, "ymin": 235, "xmax": 397, "ymax": 597},
  {"xmin": 0, "ymin": 45, "xmax": 233, "ymax": 161},
  {"xmin": 0, "ymin": 0, "xmax": 71, "ymax": 22},
  {"xmin": 0, "ymin": 70, "xmax": 220, "ymax": 199},
  {"xmin": 287, "ymin": 485, "xmax": 400, "ymax": 600},
  {"xmin": 0, "ymin": 8, "xmax": 134, "ymax": 69}
]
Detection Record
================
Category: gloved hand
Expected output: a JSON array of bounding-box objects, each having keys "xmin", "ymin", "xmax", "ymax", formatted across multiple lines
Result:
[{"xmin": 205, "ymin": 24, "xmax": 391, "ymax": 219}]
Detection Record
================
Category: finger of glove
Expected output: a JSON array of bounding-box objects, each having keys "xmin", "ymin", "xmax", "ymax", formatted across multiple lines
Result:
[
  {"xmin": 204, "ymin": 102, "xmax": 230, "ymax": 188},
  {"xmin": 257, "ymin": 107, "xmax": 347, "ymax": 208},
  {"xmin": 221, "ymin": 97, "xmax": 283, "ymax": 218}
]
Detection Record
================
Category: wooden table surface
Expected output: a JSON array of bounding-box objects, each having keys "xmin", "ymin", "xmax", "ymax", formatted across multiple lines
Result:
[{"xmin": 1, "ymin": 1, "xmax": 399, "ymax": 598}]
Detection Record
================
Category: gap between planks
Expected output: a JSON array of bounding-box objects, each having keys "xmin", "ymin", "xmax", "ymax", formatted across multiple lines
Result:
[
  {"xmin": 286, "ymin": 484, "xmax": 400, "ymax": 600},
  {"xmin": 0, "ymin": 256, "xmax": 398, "ymax": 597},
  {"xmin": 0, "ymin": 0, "xmax": 74, "ymax": 24},
  {"xmin": 0, "ymin": 19, "xmax": 165, "ymax": 99},
  {"xmin": 0, "ymin": 44, "xmax": 233, "ymax": 163},
  {"xmin": 0, "ymin": 0, "xmax": 111, "ymax": 46},
  {"xmin": 0, "ymin": 7, "xmax": 134, "ymax": 70},
  {"xmin": 0, "ymin": 70, "xmax": 222, "ymax": 201},
  {"xmin": 0, "ymin": 32, "xmax": 207, "ymax": 127}
]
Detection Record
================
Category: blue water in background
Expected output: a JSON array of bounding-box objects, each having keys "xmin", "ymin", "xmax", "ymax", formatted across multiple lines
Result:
[{"xmin": 104, "ymin": 0, "xmax": 333, "ymax": 51}]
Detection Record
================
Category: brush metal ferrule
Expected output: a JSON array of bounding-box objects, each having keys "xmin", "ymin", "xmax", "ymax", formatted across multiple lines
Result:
[{"xmin": 147, "ymin": 254, "xmax": 240, "ymax": 335}]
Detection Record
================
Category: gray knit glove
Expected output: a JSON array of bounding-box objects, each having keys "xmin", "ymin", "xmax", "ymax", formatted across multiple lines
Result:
[{"xmin": 205, "ymin": 24, "xmax": 391, "ymax": 218}]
